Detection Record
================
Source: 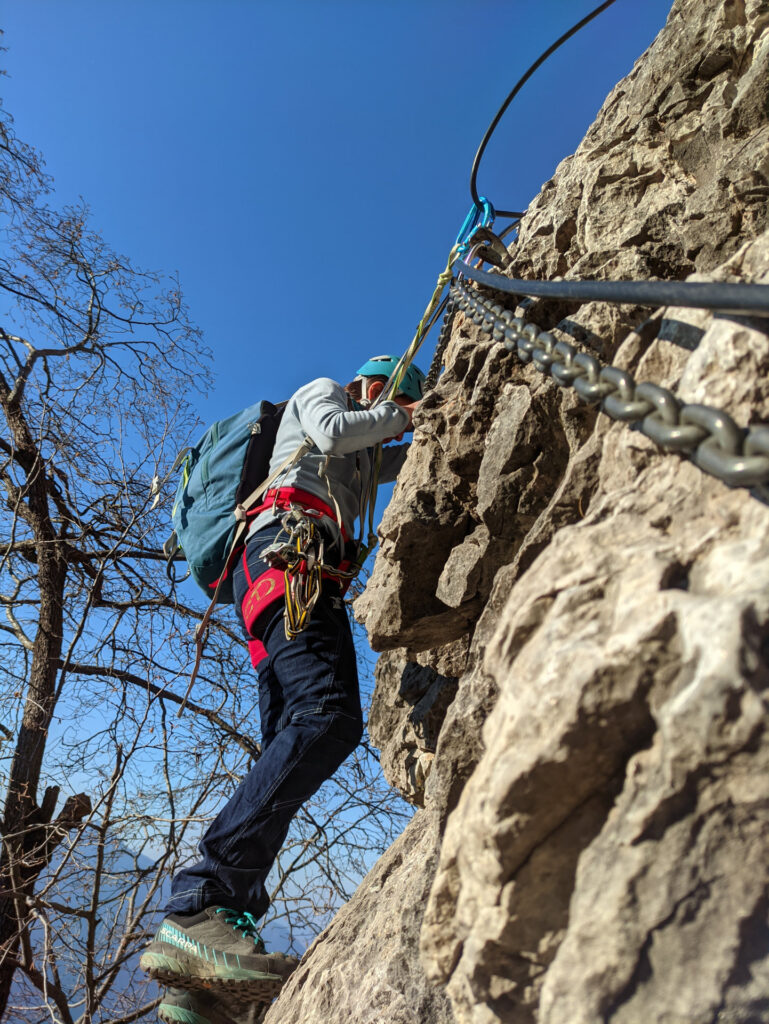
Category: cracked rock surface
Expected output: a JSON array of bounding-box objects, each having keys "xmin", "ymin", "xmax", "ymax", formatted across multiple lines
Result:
[{"xmin": 266, "ymin": 1, "xmax": 769, "ymax": 1021}]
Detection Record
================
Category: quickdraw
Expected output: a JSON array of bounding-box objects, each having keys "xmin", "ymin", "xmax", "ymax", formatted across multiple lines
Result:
[{"xmin": 261, "ymin": 507, "xmax": 358, "ymax": 641}]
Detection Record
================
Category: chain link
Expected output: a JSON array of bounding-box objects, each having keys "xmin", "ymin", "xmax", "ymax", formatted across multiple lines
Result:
[
  {"xmin": 425, "ymin": 297, "xmax": 458, "ymax": 390},
  {"xmin": 451, "ymin": 277, "xmax": 769, "ymax": 488}
]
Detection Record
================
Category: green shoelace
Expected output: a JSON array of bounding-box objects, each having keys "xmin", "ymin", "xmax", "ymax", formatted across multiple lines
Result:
[{"xmin": 216, "ymin": 907, "xmax": 263, "ymax": 945}]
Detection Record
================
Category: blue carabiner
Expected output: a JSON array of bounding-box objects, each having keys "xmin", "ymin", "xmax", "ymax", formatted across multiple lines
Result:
[{"xmin": 455, "ymin": 197, "xmax": 496, "ymax": 253}]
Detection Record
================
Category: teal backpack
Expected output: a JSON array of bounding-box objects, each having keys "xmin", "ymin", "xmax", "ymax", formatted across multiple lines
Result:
[
  {"xmin": 166, "ymin": 400, "xmax": 288, "ymax": 604},
  {"xmin": 167, "ymin": 400, "xmax": 317, "ymax": 714}
]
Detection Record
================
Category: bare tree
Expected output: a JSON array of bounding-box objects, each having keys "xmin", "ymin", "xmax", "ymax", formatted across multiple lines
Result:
[
  {"xmin": 0, "ymin": 93, "xmax": 212, "ymax": 1017},
  {"xmin": 0, "ymin": 105, "xmax": 408, "ymax": 1023}
]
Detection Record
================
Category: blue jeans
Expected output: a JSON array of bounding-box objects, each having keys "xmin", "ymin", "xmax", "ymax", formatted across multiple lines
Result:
[{"xmin": 166, "ymin": 524, "xmax": 362, "ymax": 919}]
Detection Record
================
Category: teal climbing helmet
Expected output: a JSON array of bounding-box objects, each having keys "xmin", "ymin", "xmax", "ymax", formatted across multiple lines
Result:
[{"xmin": 356, "ymin": 355, "xmax": 426, "ymax": 402}]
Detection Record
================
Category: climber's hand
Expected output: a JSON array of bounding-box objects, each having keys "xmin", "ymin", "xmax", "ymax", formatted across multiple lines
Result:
[
  {"xmin": 383, "ymin": 395, "xmax": 420, "ymax": 442},
  {"xmin": 393, "ymin": 397, "xmax": 420, "ymax": 432}
]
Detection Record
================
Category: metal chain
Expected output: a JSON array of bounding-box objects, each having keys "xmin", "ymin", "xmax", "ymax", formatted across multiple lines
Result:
[
  {"xmin": 452, "ymin": 277, "xmax": 769, "ymax": 489},
  {"xmin": 425, "ymin": 296, "xmax": 458, "ymax": 390}
]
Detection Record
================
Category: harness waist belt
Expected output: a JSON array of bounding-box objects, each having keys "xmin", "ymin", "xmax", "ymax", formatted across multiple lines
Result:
[
  {"xmin": 251, "ymin": 486, "xmax": 349, "ymax": 542},
  {"xmin": 242, "ymin": 487, "xmax": 355, "ymax": 668}
]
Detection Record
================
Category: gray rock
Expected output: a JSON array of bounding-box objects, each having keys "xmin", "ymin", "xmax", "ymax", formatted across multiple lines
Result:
[
  {"xmin": 421, "ymin": 237, "xmax": 769, "ymax": 1022},
  {"xmin": 263, "ymin": 813, "xmax": 455, "ymax": 1024},
  {"xmin": 368, "ymin": 650, "xmax": 461, "ymax": 807},
  {"xmin": 354, "ymin": 333, "xmax": 507, "ymax": 653}
]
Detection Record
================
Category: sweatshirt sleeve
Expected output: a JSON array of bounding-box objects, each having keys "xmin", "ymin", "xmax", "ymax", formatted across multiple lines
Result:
[{"xmin": 295, "ymin": 378, "xmax": 410, "ymax": 455}]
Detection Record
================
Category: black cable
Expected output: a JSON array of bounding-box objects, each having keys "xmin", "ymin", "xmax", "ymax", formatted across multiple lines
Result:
[
  {"xmin": 422, "ymin": 292, "xmax": 450, "ymax": 339},
  {"xmin": 498, "ymin": 219, "xmax": 521, "ymax": 243},
  {"xmin": 455, "ymin": 261, "xmax": 769, "ymax": 317},
  {"xmin": 470, "ymin": 0, "xmax": 621, "ymax": 218}
]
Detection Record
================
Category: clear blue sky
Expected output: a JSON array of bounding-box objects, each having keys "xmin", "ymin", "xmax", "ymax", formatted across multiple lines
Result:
[{"xmin": 3, "ymin": 0, "xmax": 672, "ymax": 426}]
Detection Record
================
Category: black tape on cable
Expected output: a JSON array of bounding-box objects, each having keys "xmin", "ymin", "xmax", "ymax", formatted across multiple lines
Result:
[{"xmin": 456, "ymin": 261, "xmax": 769, "ymax": 318}]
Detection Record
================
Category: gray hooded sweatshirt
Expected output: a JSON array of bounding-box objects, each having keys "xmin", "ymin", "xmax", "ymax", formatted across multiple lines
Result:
[{"xmin": 247, "ymin": 377, "xmax": 410, "ymax": 548}]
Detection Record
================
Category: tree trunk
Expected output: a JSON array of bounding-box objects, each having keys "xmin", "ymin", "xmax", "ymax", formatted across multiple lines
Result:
[{"xmin": 0, "ymin": 394, "xmax": 72, "ymax": 1014}]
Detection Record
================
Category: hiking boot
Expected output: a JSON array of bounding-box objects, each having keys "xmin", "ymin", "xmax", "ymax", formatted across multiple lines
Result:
[
  {"xmin": 140, "ymin": 907, "xmax": 299, "ymax": 999},
  {"xmin": 158, "ymin": 986, "xmax": 268, "ymax": 1024}
]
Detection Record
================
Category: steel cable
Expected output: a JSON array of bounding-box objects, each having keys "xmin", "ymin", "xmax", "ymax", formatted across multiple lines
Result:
[{"xmin": 454, "ymin": 260, "xmax": 769, "ymax": 317}]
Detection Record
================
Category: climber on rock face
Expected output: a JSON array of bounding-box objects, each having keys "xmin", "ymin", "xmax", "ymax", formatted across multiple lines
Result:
[{"xmin": 141, "ymin": 357, "xmax": 424, "ymax": 1018}]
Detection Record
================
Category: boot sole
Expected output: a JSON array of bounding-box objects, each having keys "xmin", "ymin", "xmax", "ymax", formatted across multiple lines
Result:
[
  {"xmin": 159, "ymin": 998, "xmax": 267, "ymax": 1024},
  {"xmin": 141, "ymin": 951, "xmax": 283, "ymax": 1000},
  {"xmin": 158, "ymin": 1004, "xmax": 212, "ymax": 1024}
]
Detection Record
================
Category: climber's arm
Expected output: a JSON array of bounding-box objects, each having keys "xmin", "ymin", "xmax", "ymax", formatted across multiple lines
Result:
[{"xmin": 296, "ymin": 378, "xmax": 409, "ymax": 455}]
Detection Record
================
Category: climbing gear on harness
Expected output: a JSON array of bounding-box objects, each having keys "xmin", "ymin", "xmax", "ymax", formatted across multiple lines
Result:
[
  {"xmin": 356, "ymin": 355, "xmax": 426, "ymax": 402},
  {"xmin": 240, "ymin": 488, "xmax": 357, "ymax": 646},
  {"xmin": 252, "ymin": 486, "xmax": 351, "ymax": 543},
  {"xmin": 262, "ymin": 508, "xmax": 356, "ymax": 640},
  {"xmin": 266, "ymin": 510, "xmax": 324, "ymax": 640}
]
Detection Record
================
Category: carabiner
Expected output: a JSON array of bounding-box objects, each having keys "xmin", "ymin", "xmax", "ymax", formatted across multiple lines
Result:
[{"xmin": 455, "ymin": 197, "xmax": 496, "ymax": 252}]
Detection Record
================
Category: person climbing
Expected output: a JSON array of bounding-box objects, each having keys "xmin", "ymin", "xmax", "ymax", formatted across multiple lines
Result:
[{"xmin": 141, "ymin": 357, "xmax": 425, "ymax": 1019}]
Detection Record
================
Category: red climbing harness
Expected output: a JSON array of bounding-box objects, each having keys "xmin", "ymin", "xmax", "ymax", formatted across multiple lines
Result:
[{"xmin": 241, "ymin": 487, "xmax": 355, "ymax": 666}]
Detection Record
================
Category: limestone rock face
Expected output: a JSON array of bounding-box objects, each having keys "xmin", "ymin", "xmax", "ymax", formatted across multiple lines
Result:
[
  {"xmin": 422, "ymin": 393, "xmax": 769, "ymax": 1022},
  {"xmin": 368, "ymin": 643, "xmax": 466, "ymax": 807},
  {"xmin": 415, "ymin": 225, "xmax": 769, "ymax": 1023},
  {"xmin": 268, "ymin": 0, "xmax": 769, "ymax": 1021},
  {"xmin": 263, "ymin": 814, "xmax": 455, "ymax": 1024}
]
